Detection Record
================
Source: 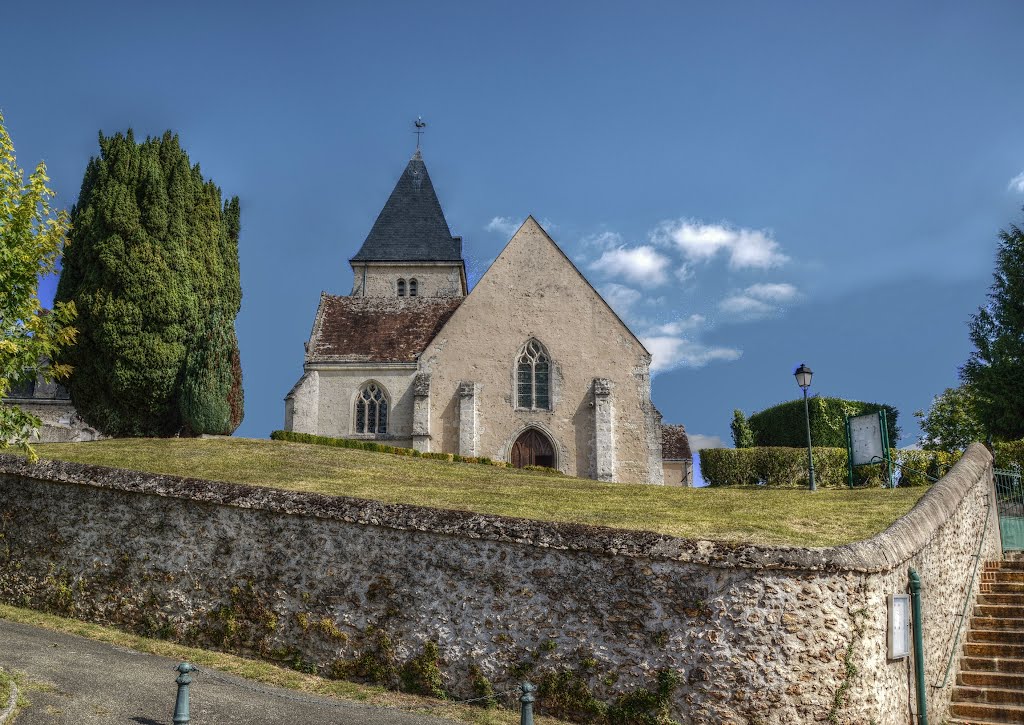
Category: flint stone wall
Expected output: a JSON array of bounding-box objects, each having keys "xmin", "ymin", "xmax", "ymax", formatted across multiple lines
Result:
[{"xmin": 0, "ymin": 444, "xmax": 999, "ymax": 724}]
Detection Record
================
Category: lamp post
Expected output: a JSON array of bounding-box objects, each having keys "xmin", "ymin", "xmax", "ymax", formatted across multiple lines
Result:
[{"xmin": 794, "ymin": 363, "xmax": 816, "ymax": 492}]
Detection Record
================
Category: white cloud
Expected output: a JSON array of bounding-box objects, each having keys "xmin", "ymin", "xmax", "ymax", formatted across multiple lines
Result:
[
  {"xmin": 719, "ymin": 282, "xmax": 799, "ymax": 320},
  {"xmin": 600, "ymin": 283, "xmax": 643, "ymax": 315},
  {"xmin": 485, "ymin": 216, "xmax": 521, "ymax": 237},
  {"xmin": 653, "ymin": 219, "xmax": 788, "ymax": 269},
  {"xmin": 580, "ymin": 230, "xmax": 623, "ymax": 250},
  {"xmin": 650, "ymin": 314, "xmax": 705, "ymax": 336},
  {"xmin": 688, "ymin": 434, "xmax": 725, "ymax": 451},
  {"xmin": 642, "ymin": 335, "xmax": 741, "ymax": 374},
  {"xmin": 719, "ymin": 295, "xmax": 774, "ymax": 317},
  {"xmin": 589, "ymin": 245, "xmax": 671, "ymax": 285},
  {"xmin": 744, "ymin": 282, "xmax": 797, "ymax": 301},
  {"xmin": 1009, "ymin": 172, "xmax": 1024, "ymax": 193}
]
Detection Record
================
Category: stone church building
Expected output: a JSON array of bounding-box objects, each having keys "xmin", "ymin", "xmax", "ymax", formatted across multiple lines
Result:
[{"xmin": 285, "ymin": 151, "xmax": 667, "ymax": 484}]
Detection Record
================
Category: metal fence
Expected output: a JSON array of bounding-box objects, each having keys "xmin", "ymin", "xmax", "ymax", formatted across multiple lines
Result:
[{"xmin": 995, "ymin": 467, "xmax": 1024, "ymax": 552}]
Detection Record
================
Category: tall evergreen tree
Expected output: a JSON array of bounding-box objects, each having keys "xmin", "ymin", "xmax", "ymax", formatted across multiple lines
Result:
[
  {"xmin": 56, "ymin": 131, "xmax": 243, "ymax": 436},
  {"xmin": 961, "ymin": 215, "xmax": 1024, "ymax": 441}
]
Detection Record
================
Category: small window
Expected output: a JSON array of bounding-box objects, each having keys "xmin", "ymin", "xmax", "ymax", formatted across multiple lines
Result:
[
  {"xmin": 516, "ymin": 339, "xmax": 551, "ymax": 410},
  {"xmin": 355, "ymin": 382, "xmax": 389, "ymax": 435},
  {"xmin": 409, "ymin": 278, "xmax": 418, "ymax": 297},
  {"xmin": 397, "ymin": 279, "xmax": 406, "ymax": 297}
]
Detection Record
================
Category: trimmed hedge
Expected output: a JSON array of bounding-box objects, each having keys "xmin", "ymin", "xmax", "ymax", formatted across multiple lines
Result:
[
  {"xmin": 747, "ymin": 397, "xmax": 900, "ymax": 449},
  {"xmin": 269, "ymin": 430, "xmax": 563, "ymax": 475},
  {"xmin": 699, "ymin": 446, "xmax": 959, "ymax": 488}
]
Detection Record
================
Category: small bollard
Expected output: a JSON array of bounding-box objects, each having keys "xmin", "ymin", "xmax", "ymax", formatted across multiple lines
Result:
[
  {"xmin": 173, "ymin": 662, "xmax": 196, "ymax": 725},
  {"xmin": 519, "ymin": 681, "xmax": 536, "ymax": 725}
]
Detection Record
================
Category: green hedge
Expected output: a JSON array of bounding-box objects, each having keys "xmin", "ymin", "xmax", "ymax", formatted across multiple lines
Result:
[
  {"xmin": 747, "ymin": 397, "xmax": 900, "ymax": 449},
  {"xmin": 269, "ymin": 430, "xmax": 563, "ymax": 475},
  {"xmin": 699, "ymin": 446, "xmax": 959, "ymax": 488}
]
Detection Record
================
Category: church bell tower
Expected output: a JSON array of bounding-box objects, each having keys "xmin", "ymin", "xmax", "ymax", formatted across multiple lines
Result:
[{"xmin": 349, "ymin": 149, "xmax": 467, "ymax": 299}]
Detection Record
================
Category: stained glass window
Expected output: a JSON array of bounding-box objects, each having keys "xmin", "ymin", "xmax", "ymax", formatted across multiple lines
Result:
[
  {"xmin": 515, "ymin": 339, "xmax": 551, "ymax": 410},
  {"xmin": 355, "ymin": 383, "xmax": 388, "ymax": 435}
]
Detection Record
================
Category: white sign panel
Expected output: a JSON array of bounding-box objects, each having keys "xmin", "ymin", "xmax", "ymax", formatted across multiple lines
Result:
[
  {"xmin": 888, "ymin": 593, "xmax": 911, "ymax": 660},
  {"xmin": 849, "ymin": 412, "xmax": 884, "ymax": 467}
]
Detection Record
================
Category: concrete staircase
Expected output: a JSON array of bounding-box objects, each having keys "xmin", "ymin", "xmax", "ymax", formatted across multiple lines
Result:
[{"xmin": 949, "ymin": 556, "xmax": 1024, "ymax": 724}]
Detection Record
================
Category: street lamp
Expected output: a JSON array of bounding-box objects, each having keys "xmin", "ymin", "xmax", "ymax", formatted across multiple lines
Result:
[{"xmin": 794, "ymin": 363, "xmax": 816, "ymax": 492}]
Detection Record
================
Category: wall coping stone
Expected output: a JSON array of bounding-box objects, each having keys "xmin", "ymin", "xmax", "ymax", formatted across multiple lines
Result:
[{"xmin": 0, "ymin": 443, "xmax": 993, "ymax": 574}]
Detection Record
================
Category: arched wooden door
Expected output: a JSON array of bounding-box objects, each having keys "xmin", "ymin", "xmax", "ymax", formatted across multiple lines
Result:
[{"xmin": 510, "ymin": 429, "xmax": 556, "ymax": 469}]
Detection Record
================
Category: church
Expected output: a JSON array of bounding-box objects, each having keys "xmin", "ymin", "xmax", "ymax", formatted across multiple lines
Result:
[{"xmin": 284, "ymin": 150, "xmax": 670, "ymax": 485}]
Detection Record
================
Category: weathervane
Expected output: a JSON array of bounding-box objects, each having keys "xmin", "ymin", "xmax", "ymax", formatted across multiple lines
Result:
[{"xmin": 414, "ymin": 116, "xmax": 426, "ymax": 149}]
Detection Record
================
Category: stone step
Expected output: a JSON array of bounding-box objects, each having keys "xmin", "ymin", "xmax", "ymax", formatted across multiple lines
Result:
[
  {"xmin": 978, "ymin": 594, "xmax": 1024, "ymax": 607},
  {"xmin": 960, "ymin": 657, "xmax": 1024, "ymax": 674},
  {"xmin": 949, "ymin": 718, "xmax": 1024, "ymax": 725},
  {"xmin": 971, "ymin": 616, "xmax": 1024, "ymax": 631},
  {"xmin": 986, "ymin": 560, "xmax": 1024, "ymax": 571},
  {"xmin": 964, "ymin": 642, "xmax": 1024, "ymax": 659},
  {"xmin": 953, "ymin": 685, "xmax": 1024, "ymax": 706},
  {"xmin": 950, "ymin": 701, "xmax": 1024, "ymax": 723},
  {"xmin": 985, "ymin": 582, "xmax": 1024, "ymax": 594},
  {"xmin": 976, "ymin": 604, "xmax": 1024, "ymax": 619},
  {"xmin": 968, "ymin": 629, "xmax": 1024, "ymax": 644},
  {"xmin": 959, "ymin": 670, "xmax": 1024, "ymax": 689},
  {"xmin": 983, "ymin": 573, "xmax": 1024, "ymax": 586}
]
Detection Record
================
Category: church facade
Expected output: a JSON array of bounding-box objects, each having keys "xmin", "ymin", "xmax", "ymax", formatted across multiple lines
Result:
[{"xmin": 285, "ymin": 151, "xmax": 664, "ymax": 484}]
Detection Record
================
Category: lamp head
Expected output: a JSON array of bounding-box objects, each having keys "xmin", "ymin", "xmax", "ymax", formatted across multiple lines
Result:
[{"xmin": 794, "ymin": 363, "xmax": 813, "ymax": 390}]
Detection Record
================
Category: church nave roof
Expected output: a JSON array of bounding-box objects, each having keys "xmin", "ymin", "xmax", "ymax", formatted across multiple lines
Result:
[{"xmin": 306, "ymin": 294, "xmax": 462, "ymax": 363}]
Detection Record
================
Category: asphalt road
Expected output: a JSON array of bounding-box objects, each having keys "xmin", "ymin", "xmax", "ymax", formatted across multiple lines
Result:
[{"xmin": 0, "ymin": 619, "xmax": 456, "ymax": 725}]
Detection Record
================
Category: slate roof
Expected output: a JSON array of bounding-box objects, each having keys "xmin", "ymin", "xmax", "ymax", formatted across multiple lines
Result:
[
  {"xmin": 306, "ymin": 294, "xmax": 462, "ymax": 363},
  {"xmin": 350, "ymin": 151, "xmax": 463, "ymax": 263},
  {"xmin": 662, "ymin": 424, "xmax": 693, "ymax": 460}
]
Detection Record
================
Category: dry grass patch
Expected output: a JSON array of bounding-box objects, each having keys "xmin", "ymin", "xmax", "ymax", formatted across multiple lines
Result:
[{"xmin": 30, "ymin": 437, "xmax": 929, "ymax": 547}]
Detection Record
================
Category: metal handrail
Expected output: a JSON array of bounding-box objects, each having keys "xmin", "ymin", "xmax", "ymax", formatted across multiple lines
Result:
[{"xmin": 934, "ymin": 490, "xmax": 992, "ymax": 690}]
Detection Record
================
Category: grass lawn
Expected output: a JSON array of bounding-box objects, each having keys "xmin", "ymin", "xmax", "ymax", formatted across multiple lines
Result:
[
  {"xmin": 0, "ymin": 604, "xmax": 567, "ymax": 725},
  {"xmin": 31, "ymin": 437, "xmax": 928, "ymax": 547}
]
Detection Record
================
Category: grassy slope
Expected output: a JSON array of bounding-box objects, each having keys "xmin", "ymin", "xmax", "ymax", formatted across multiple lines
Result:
[
  {"xmin": 0, "ymin": 604, "xmax": 567, "ymax": 725},
  {"xmin": 31, "ymin": 438, "xmax": 928, "ymax": 547}
]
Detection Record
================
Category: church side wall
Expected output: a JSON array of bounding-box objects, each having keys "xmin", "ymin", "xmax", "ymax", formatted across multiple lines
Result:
[
  {"xmin": 0, "ymin": 445, "xmax": 998, "ymax": 725},
  {"xmin": 418, "ymin": 223, "xmax": 659, "ymax": 483},
  {"xmin": 350, "ymin": 264, "xmax": 463, "ymax": 298},
  {"xmin": 311, "ymin": 366, "xmax": 416, "ymax": 445}
]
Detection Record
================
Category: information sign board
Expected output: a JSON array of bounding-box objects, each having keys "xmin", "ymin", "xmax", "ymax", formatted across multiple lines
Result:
[{"xmin": 849, "ymin": 412, "xmax": 885, "ymax": 466}]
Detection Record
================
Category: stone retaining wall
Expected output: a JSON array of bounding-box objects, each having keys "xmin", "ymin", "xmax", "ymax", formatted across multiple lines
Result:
[{"xmin": 0, "ymin": 444, "xmax": 999, "ymax": 723}]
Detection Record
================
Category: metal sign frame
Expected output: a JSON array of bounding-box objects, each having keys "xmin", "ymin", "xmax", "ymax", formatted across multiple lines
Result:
[{"xmin": 845, "ymin": 409, "xmax": 893, "ymax": 488}]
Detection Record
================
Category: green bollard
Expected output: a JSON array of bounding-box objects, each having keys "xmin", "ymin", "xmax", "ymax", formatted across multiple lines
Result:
[
  {"xmin": 173, "ymin": 663, "xmax": 196, "ymax": 725},
  {"xmin": 519, "ymin": 681, "xmax": 536, "ymax": 725}
]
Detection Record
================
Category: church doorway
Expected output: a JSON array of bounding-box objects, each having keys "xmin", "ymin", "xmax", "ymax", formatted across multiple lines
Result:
[{"xmin": 510, "ymin": 428, "xmax": 556, "ymax": 469}]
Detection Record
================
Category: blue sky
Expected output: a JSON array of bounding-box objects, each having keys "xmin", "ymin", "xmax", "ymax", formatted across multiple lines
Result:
[{"xmin": 6, "ymin": 2, "xmax": 1024, "ymax": 476}]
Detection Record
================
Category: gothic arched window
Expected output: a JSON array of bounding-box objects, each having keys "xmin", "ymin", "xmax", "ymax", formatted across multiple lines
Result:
[
  {"xmin": 397, "ymin": 279, "xmax": 406, "ymax": 297},
  {"xmin": 408, "ymin": 278, "xmax": 418, "ymax": 297},
  {"xmin": 355, "ymin": 382, "xmax": 389, "ymax": 434},
  {"xmin": 516, "ymin": 339, "xmax": 550, "ymax": 410}
]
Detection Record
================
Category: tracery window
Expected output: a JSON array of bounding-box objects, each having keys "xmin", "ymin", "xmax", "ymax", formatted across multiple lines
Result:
[
  {"xmin": 397, "ymin": 279, "xmax": 406, "ymax": 297},
  {"xmin": 355, "ymin": 382, "xmax": 389, "ymax": 434},
  {"xmin": 408, "ymin": 278, "xmax": 418, "ymax": 297},
  {"xmin": 516, "ymin": 339, "xmax": 550, "ymax": 410}
]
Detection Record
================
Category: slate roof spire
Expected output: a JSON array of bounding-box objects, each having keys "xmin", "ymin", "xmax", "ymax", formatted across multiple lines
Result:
[{"xmin": 350, "ymin": 151, "xmax": 463, "ymax": 262}]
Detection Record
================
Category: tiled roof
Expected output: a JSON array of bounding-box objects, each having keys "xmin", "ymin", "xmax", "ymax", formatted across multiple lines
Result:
[
  {"xmin": 350, "ymin": 151, "xmax": 463, "ymax": 263},
  {"xmin": 662, "ymin": 424, "xmax": 692, "ymax": 460},
  {"xmin": 306, "ymin": 294, "xmax": 462, "ymax": 363}
]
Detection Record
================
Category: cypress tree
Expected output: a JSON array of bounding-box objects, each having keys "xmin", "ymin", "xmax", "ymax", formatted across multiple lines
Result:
[
  {"xmin": 56, "ymin": 131, "xmax": 243, "ymax": 436},
  {"xmin": 961, "ymin": 216, "xmax": 1024, "ymax": 440}
]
